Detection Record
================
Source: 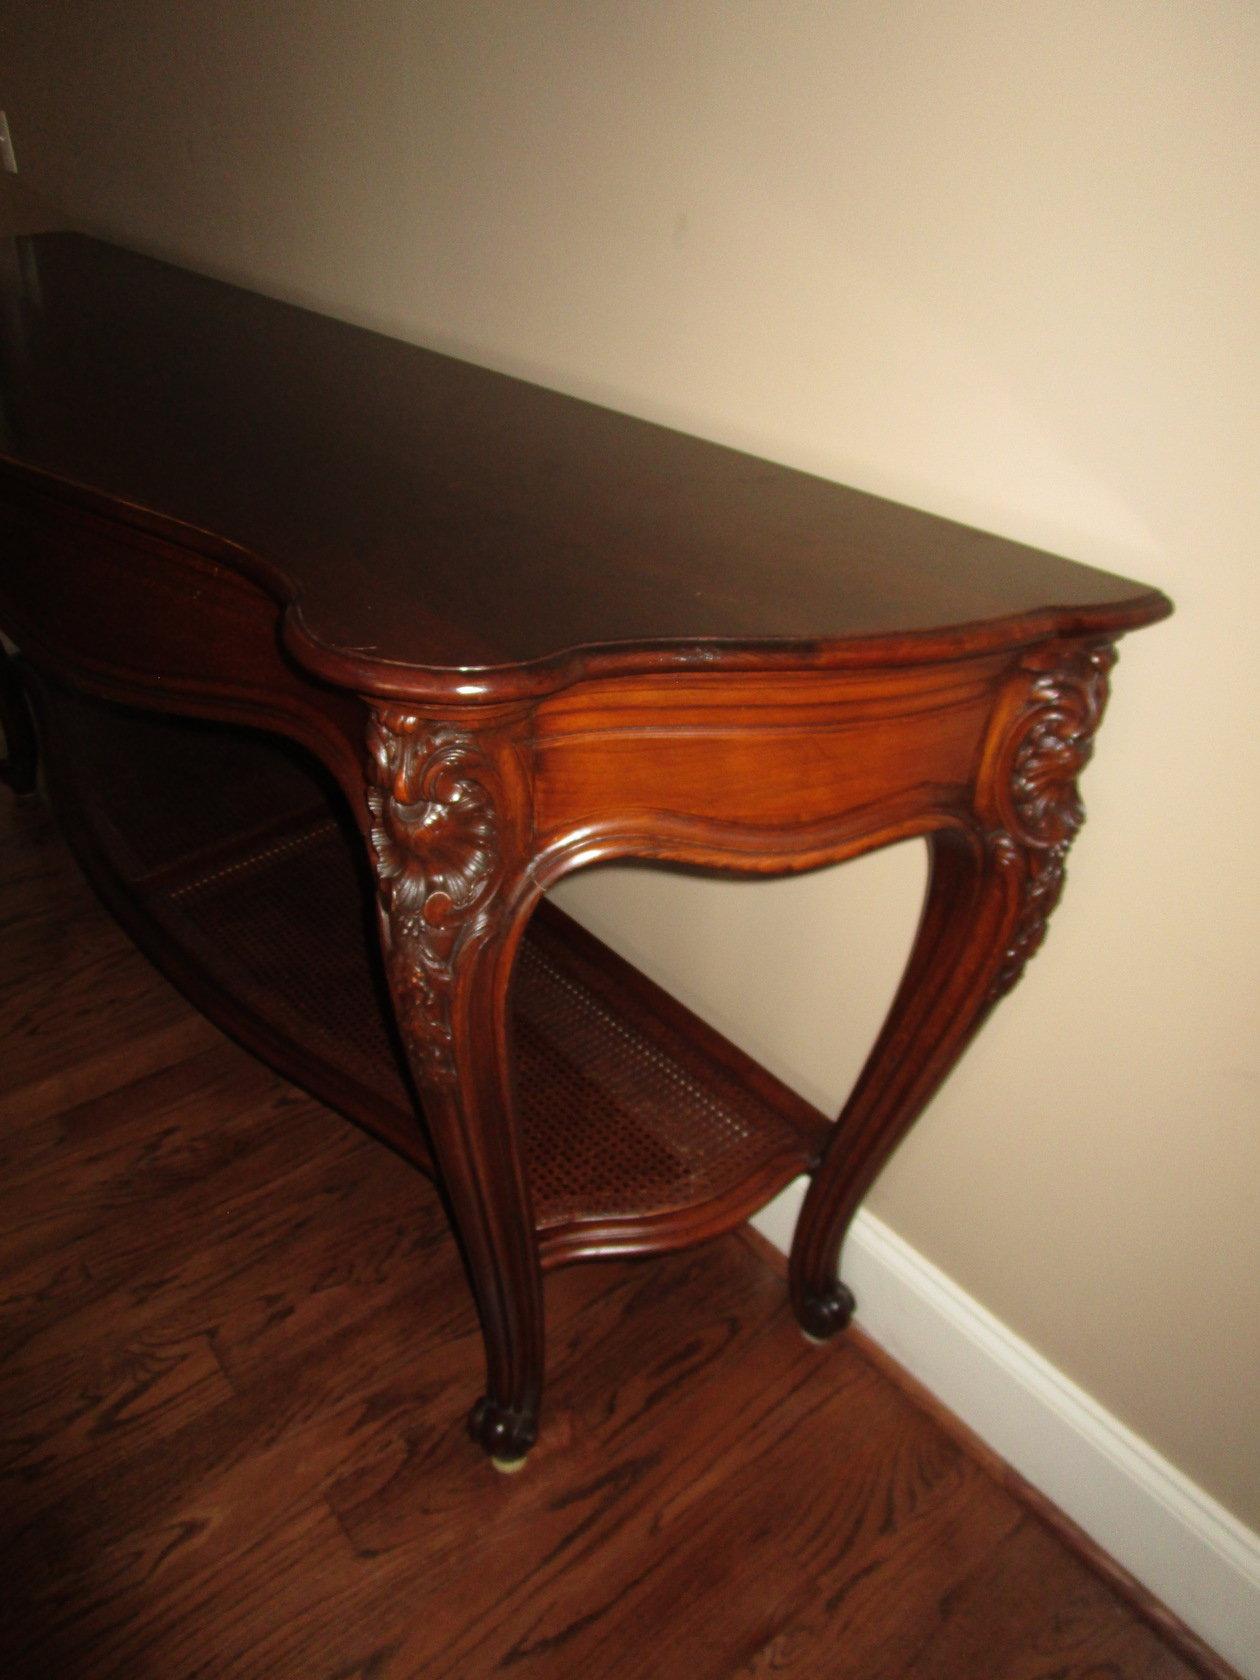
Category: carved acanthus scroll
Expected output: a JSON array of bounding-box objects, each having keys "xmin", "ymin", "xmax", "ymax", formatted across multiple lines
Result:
[
  {"xmin": 988, "ymin": 644, "xmax": 1117, "ymax": 999},
  {"xmin": 365, "ymin": 710, "xmax": 502, "ymax": 1084}
]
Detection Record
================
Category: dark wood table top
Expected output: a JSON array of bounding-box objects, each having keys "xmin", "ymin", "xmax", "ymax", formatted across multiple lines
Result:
[{"xmin": 0, "ymin": 233, "xmax": 1169, "ymax": 699}]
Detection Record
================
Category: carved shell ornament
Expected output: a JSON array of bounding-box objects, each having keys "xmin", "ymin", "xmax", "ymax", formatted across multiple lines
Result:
[
  {"xmin": 365, "ymin": 713, "xmax": 502, "ymax": 1081},
  {"xmin": 989, "ymin": 644, "xmax": 1116, "ymax": 999}
]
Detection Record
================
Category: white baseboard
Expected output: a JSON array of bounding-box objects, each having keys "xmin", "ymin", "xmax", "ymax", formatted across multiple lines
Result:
[{"xmin": 754, "ymin": 1197, "xmax": 1260, "ymax": 1677}]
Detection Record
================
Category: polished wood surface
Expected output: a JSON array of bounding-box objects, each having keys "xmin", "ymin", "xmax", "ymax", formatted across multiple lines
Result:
[
  {"xmin": 0, "ymin": 234, "xmax": 1168, "ymax": 700},
  {"xmin": 0, "ymin": 232, "xmax": 1173, "ymax": 1464},
  {"xmin": 0, "ymin": 796, "xmax": 1230, "ymax": 1680}
]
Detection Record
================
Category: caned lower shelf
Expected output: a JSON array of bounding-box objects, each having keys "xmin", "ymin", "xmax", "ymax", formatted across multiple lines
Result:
[{"xmin": 35, "ymin": 682, "xmax": 826, "ymax": 1266}]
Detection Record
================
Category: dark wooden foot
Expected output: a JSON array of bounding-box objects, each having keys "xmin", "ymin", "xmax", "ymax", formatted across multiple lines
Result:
[
  {"xmin": 469, "ymin": 1395, "xmax": 539, "ymax": 1467},
  {"xmin": 795, "ymin": 1281, "xmax": 856, "ymax": 1342}
]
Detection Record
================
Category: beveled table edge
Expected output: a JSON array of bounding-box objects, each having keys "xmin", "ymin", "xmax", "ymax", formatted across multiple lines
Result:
[{"xmin": 0, "ymin": 453, "xmax": 1173, "ymax": 710}]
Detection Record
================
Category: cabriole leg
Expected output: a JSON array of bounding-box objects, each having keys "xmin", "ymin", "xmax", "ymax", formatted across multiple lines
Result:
[
  {"xmin": 789, "ymin": 827, "xmax": 1012, "ymax": 1336},
  {"xmin": 414, "ymin": 959, "xmax": 544, "ymax": 1470},
  {"xmin": 365, "ymin": 707, "xmax": 543, "ymax": 1469},
  {"xmin": 790, "ymin": 641, "xmax": 1116, "ymax": 1339}
]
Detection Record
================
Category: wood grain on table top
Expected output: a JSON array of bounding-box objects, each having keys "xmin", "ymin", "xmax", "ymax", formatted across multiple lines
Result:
[{"xmin": 0, "ymin": 233, "xmax": 1169, "ymax": 699}]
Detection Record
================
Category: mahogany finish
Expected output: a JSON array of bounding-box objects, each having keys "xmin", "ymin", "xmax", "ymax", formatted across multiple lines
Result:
[{"xmin": 0, "ymin": 231, "xmax": 1172, "ymax": 1466}]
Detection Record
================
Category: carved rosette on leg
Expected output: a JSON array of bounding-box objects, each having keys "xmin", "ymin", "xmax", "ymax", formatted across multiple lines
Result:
[
  {"xmin": 985, "ymin": 642, "xmax": 1117, "ymax": 1001},
  {"xmin": 365, "ymin": 711, "xmax": 502, "ymax": 1083}
]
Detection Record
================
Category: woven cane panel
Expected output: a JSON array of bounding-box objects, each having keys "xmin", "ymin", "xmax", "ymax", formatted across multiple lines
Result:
[
  {"xmin": 156, "ymin": 821, "xmax": 804, "ymax": 1233},
  {"xmin": 513, "ymin": 940, "xmax": 804, "ymax": 1226}
]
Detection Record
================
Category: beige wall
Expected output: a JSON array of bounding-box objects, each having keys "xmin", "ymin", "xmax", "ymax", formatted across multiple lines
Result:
[{"xmin": 4, "ymin": 1, "xmax": 1256, "ymax": 1529}]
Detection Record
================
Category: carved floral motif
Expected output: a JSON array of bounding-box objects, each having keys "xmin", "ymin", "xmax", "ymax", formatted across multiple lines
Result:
[
  {"xmin": 989, "ymin": 644, "xmax": 1116, "ymax": 999},
  {"xmin": 365, "ymin": 710, "xmax": 501, "ymax": 1083}
]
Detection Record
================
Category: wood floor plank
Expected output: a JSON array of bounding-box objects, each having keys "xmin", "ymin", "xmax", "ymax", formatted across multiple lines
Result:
[
  {"xmin": 0, "ymin": 1047, "xmax": 353, "ymax": 1293},
  {"xmin": 4, "ymin": 1424, "xmax": 356, "ymax": 1680},
  {"xmin": 0, "ymin": 1139, "xmax": 443, "ymax": 1509},
  {"xmin": 721, "ymin": 1381, "xmax": 1026, "ymax": 1678},
  {"xmin": 898, "ymin": 1514, "xmax": 1197, "ymax": 1679},
  {"xmin": 0, "ymin": 909, "xmax": 220, "ymax": 1127}
]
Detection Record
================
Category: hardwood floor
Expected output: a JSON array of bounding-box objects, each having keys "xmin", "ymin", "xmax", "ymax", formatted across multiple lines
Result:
[{"xmin": 0, "ymin": 788, "xmax": 1228, "ymax": 1679}]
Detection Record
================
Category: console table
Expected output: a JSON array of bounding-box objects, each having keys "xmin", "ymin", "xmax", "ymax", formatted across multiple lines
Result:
[{"xmin": 0, "ymin": 234, "xmax": 1171, "ymax": 1468}]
